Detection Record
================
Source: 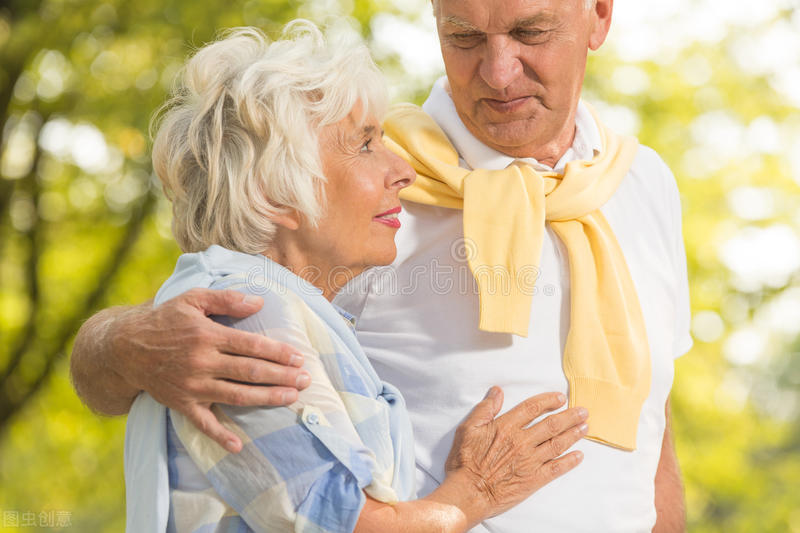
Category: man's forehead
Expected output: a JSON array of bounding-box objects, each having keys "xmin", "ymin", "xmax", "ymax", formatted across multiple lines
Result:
[
  {"xmin": 440, "ymin": 12, "xmax": 559, "ymax": 31},
  {"xmin": 435, "ymin": 0, "xmax": 572, "ymax": 31}
]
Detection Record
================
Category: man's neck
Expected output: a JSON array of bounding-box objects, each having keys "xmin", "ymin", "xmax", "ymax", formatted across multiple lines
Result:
[
  {"xmin": 487, "ymin": 122, "xmax": 578, "ymax": 168},
  {"xmin": 442, "ymin": 77, "xmax": 579, "ymax": 168},
  {"xmin": 424, "ymin": 79, "xmax": 603, "ymax": 173}
]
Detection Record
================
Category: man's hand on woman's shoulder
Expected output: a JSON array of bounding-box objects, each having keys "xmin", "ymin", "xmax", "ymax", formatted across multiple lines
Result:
[{"xmin": 70, "ymin": 288, "xmax": 310, "ymax": 453}]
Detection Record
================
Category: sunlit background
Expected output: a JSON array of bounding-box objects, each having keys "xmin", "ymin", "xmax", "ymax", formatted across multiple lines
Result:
[{"xmin": 1, "ymin": 0, "xmax": 798, "ymax": 531}]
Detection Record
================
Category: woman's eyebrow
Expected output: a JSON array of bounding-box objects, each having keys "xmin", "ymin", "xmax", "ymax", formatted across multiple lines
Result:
[
  {"xmin": 348, "ymin": 124, "xmax": 377, "ymax": 144},
  {"xmin": 360, "ymin": 125, "xmax": 377, "ymax": 138}
]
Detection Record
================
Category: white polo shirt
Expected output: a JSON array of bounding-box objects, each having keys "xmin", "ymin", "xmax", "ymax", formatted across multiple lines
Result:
[{"xmin": 334, "ymin": 78, "xmax": 692, "ymax": 533}]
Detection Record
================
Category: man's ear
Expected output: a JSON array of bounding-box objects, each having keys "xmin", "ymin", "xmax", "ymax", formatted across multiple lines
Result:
[
  {"xmin": 588, "ymin": 0, "xmax": 614, "ymax": 51},
  {"xmin": 269, "ymin": 210, "xmax": 301, "ymax": 231}
]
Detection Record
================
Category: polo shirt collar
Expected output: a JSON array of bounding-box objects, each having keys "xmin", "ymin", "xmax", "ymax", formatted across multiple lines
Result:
[{"xmin": 421, "ymin": 76, "xmax": 602, "ymax": 173}]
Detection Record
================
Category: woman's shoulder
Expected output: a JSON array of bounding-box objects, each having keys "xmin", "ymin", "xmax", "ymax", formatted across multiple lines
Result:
[{"xmin": 212, "ymin": 274, "xmax": 310, "ymax": 330}]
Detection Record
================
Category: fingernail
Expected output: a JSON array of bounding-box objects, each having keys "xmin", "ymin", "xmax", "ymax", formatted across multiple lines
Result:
[
  {"xmin": 289, "ymin": 353, "xmax": 304, "ymax": 366},
  {"xmin": 243, "ymin": 294, "xmax": 262, "ymax": 306},
  {"xmin": 281, "ymin": 390, "xmax": 297, "ymax": 404},
  {"xmin": 296, "ymin": 372, "xmax": 310, "ymax": 388},
  {"xmin": 579, "ymin": 423, "xmax": 589, "ymax": 434},
  {"xmin": 577, "ymin": 407, "xmax": 589, "ymax": 419},
  {"xmin": 226, "ymin": 440, "xmax": 239, "ymax": 453},
  {"xmin": 556, "ymin": 392, "xmax": 566, "ymax": 403},
  {"xmin": 485, "ymin": 387, "xmax": 498, "ymax": 399}
]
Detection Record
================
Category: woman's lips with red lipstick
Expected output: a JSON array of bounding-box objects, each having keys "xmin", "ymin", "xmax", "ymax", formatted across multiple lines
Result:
[{"xmin": 374, "ymin": 206, "xmax": 401, "ymax": 228}]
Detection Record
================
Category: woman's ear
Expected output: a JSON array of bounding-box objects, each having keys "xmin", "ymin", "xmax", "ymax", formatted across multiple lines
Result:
[{"xmin": 269, "ymin": 210, "xmax": 301, "ymax": 231}]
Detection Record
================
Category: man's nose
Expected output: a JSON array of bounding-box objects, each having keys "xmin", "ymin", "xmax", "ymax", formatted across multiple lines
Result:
[{"xmin": 479, "ymin": 34, "xmax": 523, "ymax": 90}]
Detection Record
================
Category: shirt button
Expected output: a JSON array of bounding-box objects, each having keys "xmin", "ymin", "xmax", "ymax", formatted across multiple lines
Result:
[{"xmin": 307, "ymin": 413, "xmax": 319, "ymax": 425}]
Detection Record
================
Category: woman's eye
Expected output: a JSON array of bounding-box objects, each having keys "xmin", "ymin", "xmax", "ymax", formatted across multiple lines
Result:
[{"xmin": 360, "ymin": 139, "xmax": 372, "ymax": 153}]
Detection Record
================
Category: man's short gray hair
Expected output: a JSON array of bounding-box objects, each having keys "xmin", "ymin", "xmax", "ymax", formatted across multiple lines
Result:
[
  {"xmin": 152, "ymin": 20, "xmax": 388, "ymax": 254},
  {"xmin": 432, "ymin": 0, "xmax": 596, "ymax": 16}
]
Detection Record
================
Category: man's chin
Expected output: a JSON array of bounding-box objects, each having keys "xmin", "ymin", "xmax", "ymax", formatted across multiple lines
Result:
[{"xmin": 476, "ymin": 120, "xmax": 547, "ymax": 156}]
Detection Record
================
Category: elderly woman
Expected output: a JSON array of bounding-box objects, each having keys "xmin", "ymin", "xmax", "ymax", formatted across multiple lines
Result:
[{"xmin": 125, "ymin": 21, "xmax": 588, "ymax": 533}]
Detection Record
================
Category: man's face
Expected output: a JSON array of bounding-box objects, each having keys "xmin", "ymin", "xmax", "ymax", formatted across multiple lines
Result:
[{"xmin": 434, "ymin": 0, "xmax": 612, "ymax": 162}]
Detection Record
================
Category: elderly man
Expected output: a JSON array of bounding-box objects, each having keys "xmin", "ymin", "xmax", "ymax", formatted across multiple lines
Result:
[{"xmin": 71, "ymin": 0, "xmax": 691, "ymax": 531}]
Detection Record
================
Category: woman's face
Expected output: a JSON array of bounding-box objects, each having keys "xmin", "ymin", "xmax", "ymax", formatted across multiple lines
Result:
[{"xmin": 295, "ymin": 104, "xmax": 415, "ymax": 287}]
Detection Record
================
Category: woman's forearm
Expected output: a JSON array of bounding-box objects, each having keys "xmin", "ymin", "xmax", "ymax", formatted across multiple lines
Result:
[
  {"xmin": 355, "ymin": 389, "xmax": 588, "ymax": 533},
  {"xmin": 355, "ymin": 471, "xmax": 488, "ymax": 533}
]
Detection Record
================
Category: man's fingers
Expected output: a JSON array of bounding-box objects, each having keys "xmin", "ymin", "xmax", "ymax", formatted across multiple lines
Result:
[
  {"xmin": 214, "ymin": 353, "xmax": 311, "ymax": 389},
  {"xmin": 206, "ymin": 380, "xmax": 299, "ymax": 408},
  {"xmin": 462, "ymin": 387, "xmax": 504, "ymax": 428},
  {"xmin": 499, "ymin": 391, "xmax": 567, "ymax": 428},
  {"xmin": 526, "ymin": 407, "xmax": 589, "ymax": 445},
  {"xmin": 214, "ymin": 324, "xmax": 304, "ymax": 367},
  {"xmin": 181, "ymin": 288, "xmax": 264, "ymax": 319},
  {"xmin": 184, "ymin": 404, "xmax": 243, "ymax": 454}
]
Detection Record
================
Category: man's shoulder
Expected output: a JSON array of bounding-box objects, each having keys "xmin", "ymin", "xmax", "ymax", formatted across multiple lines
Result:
[
  {"xmin": 599, "ymin": 140, "xmax": 684, "ymax": 243},
  {"xmin": 631, "ymin": 143, "xmax": 674, "ymax": 178},
  {"xmin": 628, "ymin": 142, "xmax": 682, "ymax": 205}
]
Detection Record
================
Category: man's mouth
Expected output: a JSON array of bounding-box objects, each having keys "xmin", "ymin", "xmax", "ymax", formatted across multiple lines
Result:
[
  {"xmin": 481, "ymin": 96, "xmax": 534, "ymax": 113},
  {"xmin": 374, "ymin": 206, "xmax": 401, "ymax": 228}
]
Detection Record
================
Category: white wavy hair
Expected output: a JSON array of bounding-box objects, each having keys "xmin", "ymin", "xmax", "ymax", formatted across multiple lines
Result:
[{"xmin": 152, "ymin": 20, "xmax": 388, "ymax": 254}]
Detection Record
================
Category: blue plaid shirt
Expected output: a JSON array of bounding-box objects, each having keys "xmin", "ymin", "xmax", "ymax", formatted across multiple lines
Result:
[{"xmin": 127, "ymin": 246, "xmax": 416, "ymax": 533}]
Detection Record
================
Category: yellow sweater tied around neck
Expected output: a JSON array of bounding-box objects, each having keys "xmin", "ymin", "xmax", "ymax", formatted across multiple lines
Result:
[{"xmin": 383, "ymin": 103, "xmax": 651, "ymax": 451}]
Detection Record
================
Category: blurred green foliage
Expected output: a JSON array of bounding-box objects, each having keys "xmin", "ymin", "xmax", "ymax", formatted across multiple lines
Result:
[{"xmin": 0, "ymin": 1, "xmax": 798, "ymax": 531}]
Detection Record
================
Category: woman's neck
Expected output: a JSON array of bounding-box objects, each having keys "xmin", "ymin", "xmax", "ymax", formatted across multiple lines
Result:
[{"xmin": 264, "ymin": 234, "xmax": 360, "ymax": 302}]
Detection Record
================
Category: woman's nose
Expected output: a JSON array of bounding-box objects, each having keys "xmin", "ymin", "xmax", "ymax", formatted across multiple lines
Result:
[{"xmin": 386, "ymin": 152, "xmax": 416, "ymax": 190}]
